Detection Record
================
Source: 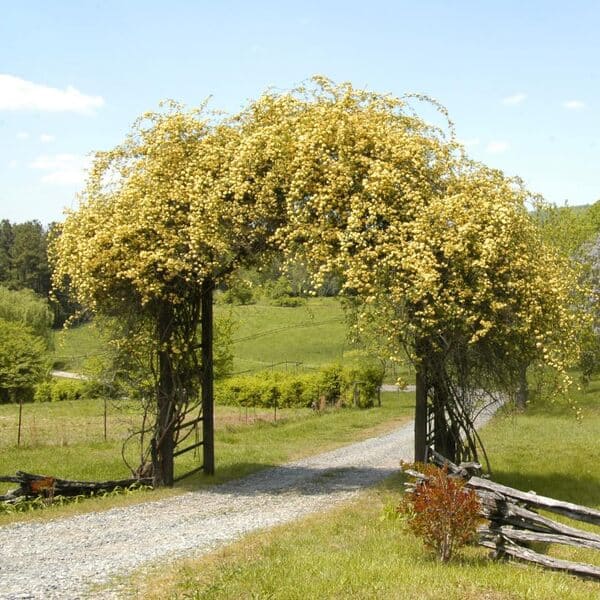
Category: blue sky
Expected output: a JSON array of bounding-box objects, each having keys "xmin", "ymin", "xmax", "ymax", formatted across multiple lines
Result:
[{"xmin": 1, "ymin": 0, "xmax": 598, "ymax": 225}]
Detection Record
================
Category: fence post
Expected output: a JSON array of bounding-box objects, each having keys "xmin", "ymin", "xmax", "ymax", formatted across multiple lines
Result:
[
  {"xmin": 414, "ymin": 363, "xmax": 428, "ymax": 462},
  {"xmin": 17, "ymin": 394, "xmax": 23, "ymax": 447},
  {"xmin": 104, "ymin": 397, "xmax": 108, "ymax": 442}
]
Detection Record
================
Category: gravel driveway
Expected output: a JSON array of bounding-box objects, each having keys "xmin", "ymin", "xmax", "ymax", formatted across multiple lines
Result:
[{"xmin": 0, "ymin": 402, "xmax": 502, "ymax": 600}]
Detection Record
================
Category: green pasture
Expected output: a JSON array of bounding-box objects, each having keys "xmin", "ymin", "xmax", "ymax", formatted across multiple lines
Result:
[
  {"xmin": 51, "ymin": 322, "xmax": 108, "ymax": 372},
  {"xmin": 49, "ymin": 298, "xmax": 347, "ymax": 375},
  {"xmin": 222, "ymin": 297, "xmax": 347, "ymax": 373},
  {"xmin": 48, "ymin": 297, "xmax": 413, "ymax": 382}
]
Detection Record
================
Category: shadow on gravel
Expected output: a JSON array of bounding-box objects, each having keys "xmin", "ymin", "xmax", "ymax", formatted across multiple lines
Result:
[{"xmin": 192, "ymin": 465, "xmax": 400, "ymax": 498}]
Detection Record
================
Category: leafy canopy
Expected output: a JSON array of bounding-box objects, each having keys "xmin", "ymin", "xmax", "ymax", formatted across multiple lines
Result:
[
  {"xmin": 0, "ymin": 318, "xmax": 48, "ymax": 401},
  {"xmin": 53, "ymin": 77, "xmax": 585, "ymax": 403},
  {"xmin": 226, "ymin": 79, "xmax": 585, "ymax": 389},
  {"xmin": 0, "ymin": 285, "xmax": 53, "ymax": 349}
]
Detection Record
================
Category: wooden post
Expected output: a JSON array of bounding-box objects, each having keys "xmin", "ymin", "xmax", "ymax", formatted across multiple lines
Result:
[
  {"xmin": 17, "ymin": 393, "xmax": 23, "ymax": 447},
  {"xmin": 433, "ymin": 391, "xmax": 456, "ymax": 464},
  {"xmin": 414, "ymin": 364, "xmax": 428, "ymax": 462},
  {"xmin": 103, "ymin": 396, "xmax": 107, "ymax": 442},
  {"xmin": 414, "ymin": 337, "xmax": 430, "ymax": 462},
  {"xmin": 154, "ymin": 300, "xmax": 176, "ymax": 487},
  {"xmin": 201, "ymin": 278, "xmax": 215, "ymax": 476}
]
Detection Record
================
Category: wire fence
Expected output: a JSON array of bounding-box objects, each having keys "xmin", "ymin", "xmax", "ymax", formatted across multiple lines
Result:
[
  {"xmin": 0, "ymin": 398, "xmax": 141, "ymax": 450},
  {"xmin": 229, "ymin": 360, "xmax": 318, "ymax": 377}
]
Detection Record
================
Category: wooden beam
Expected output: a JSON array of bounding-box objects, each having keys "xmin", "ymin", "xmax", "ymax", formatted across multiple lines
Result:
[
  {"xmin": 468, "ymin": 476, "xmax": 600, "ymax": 526},
  {"xmin": 479, "ymin": 535, "xmax": 600, "ymax": 580}
]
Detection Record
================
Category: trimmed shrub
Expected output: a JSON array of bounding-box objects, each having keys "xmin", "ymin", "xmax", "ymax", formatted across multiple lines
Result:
[
  {"xmin": 221, "ymin": 280, "xmax": 255, "ymax": 305},
  {"xmin": 34, "ymin": 378, "xmax": 90, "ymax": 402},
  {"xmin": 344, "ymin": 360, "xmax": 385, "ymax": 408},
  {"xmin": 50, "ymin": 379, "xmax": 86, "ymax": 402},
  {"xmin": 261, "ymin": 276, "xmax": 306, "ymax": 307},
  {"xmin": 318, "ymin": 363, "xmax": 344, "ymax": 404},
  {"xmin": 270, "ymin": 296, "xmax": 305, "ymax": 307},
  {"xmin": 33, "ymin": 382, "xmax": 53, "ymax": 403},
  {"xmin": 215, "ymin": 361, "xmax": 384, "ymax": 410}
]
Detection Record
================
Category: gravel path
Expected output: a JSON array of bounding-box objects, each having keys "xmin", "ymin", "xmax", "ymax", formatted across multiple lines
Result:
[
  {"xmin": 50, "ymin": 370, "xmax": 89, "ymax": 381},
  {"xmin": 0, "ymin": 402, "xmax": 502, "ymax": 600},
  {"xmin": 380, "ymin": 383, "xmax": 416, "ymax": 392}
]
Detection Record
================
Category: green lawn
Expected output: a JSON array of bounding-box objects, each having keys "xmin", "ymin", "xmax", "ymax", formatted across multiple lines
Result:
[
  {"xmin": 49, "ymin": 298, "xmax": 348, "ymax": 375},
  {"xmin": 480, "ymin": 377, "xmax": 600, "ymax": 508},
  {"xmin": 124, "ymin": 382, "xmax": 600, "ymax": 600}
]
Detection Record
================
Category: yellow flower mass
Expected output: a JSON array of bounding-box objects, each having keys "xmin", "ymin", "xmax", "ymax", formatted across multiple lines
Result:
[{"xmin": 51, "ymin": 77, "xmax": 586, "ymax": 410}]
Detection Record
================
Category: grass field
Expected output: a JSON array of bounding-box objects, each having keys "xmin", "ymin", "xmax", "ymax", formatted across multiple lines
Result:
[
  {"xmin": 50, "ymin": 298, "xmax": 348, "ymax": 375},
  {"xmin": 50, "ymin": 297, "xmax": 413, "ymax": 382},
  {"xmin": 221, "ymin": 297, "xmax": 348, "ymax": 373},
  {"xmin": 0, "ymin": 390, "xmax": 414, "ymax": 524},
  {"xmin": 51, "ymin": 322, "xmax": 109, "ymax": 372},
  {"xmin": 124, "ymin": 381, "xmax": 600, "ymax": 600}
]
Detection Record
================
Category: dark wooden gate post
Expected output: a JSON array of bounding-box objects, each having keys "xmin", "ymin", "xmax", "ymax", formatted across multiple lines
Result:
[
  {"xmin": 414, "ymin": 338, "xmax": 428, "ymax": 462},
  {"xmin": 155, "ymin": 300, "xmax": 175, "ymax": 487},
  {"xmin": 414, "ymin": 364, "xmax": 428, "ymax": 463},
  {"xmin": 201, "ymin": 278, "xmax": 215, "ymax": 475}
]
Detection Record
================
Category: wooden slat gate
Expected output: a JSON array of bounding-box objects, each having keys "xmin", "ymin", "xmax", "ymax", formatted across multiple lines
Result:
[
  {"xmin": 172, "ymin": 414, "xmax": 204, "ymax": 482},
  {"xmin": 172, "ymin": 279, "xmax": 215, "ymax": 483}
]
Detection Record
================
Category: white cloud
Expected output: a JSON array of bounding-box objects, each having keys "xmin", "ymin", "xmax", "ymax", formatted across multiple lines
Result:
[
  {"xmin": 8, "ymin": 160, "xmax": 18, "ymax": 169},
  {"xmin": 30, "ymin": 154, "xmax": 91, "ymax": 186},
  {"xmin": 486, "ymin": 140, "xmax": 510, "ymax": 154},
  {"xmin": 16, "ymin": 131, "xmax": 29, "ymax": 140},
  {"xmin": 40, "ymin": 134, "xmax": 55, "ymax": 143},
  {"xmin": 502, "ymin": 93, "xmax": 527, "ymax": 106},
  {"xmin": 0, "ymin": 74, "xmax": 105, "ymax": 114},
  {"xmin": 563, "ymin": 99, "xmax": 585, "ymax": 110}
]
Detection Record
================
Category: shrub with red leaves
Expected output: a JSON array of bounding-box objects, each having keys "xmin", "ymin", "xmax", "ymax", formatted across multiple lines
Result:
[{"xmin": 397, "ymin": 463, "xmax": 482, "ymax": 562}]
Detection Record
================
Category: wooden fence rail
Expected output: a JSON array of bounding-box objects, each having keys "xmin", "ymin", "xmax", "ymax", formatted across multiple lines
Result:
[{"xmin": 404, "ymin": 450, "xmax": 600, "ymax": 581}]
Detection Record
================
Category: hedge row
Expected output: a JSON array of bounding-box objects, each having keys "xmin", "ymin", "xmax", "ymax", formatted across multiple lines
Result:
[
  {"xmin": 34, "ymin": 378, "xmax": 100, "ymax": 403},
  {"xmin": 215, "ymin": 362, "xmax": 384, "ymax": 409},
  {"xmin": 32, "ymin": 361, "xmax": 385, "ymax": 409}
]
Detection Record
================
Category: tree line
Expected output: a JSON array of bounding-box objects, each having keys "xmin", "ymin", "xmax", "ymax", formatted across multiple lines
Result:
[
  {"xmin": 0, "ymin": 219, "xmax": 79, "ymax": 327},
  {"xmin": 0, "ymin": 220, "xmax": 50, "ymax": 297},
  {"xmin": 0, "ymin": 220, "xmax": 81, "ymax": 404}
]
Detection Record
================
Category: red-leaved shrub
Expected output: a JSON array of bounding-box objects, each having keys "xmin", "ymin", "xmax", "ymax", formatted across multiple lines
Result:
[{"xmin": 397, "ymin": 463, "xmax": 482, "ymax": 562}]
